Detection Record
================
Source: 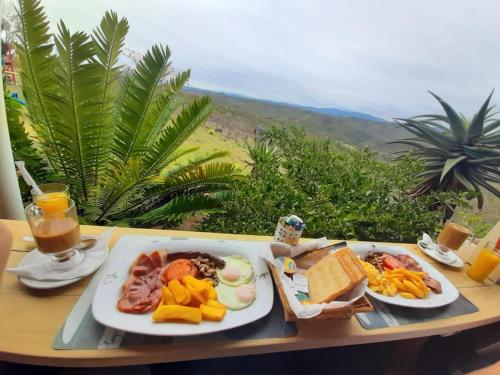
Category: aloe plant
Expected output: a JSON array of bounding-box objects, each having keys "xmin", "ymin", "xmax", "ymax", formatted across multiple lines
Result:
[
  {"xmin": 15, "ymin": 0, "xmax": 242, "ymax": 225},
  {"xmin": 391, "ymin": 91, "xmax": 500, "ymax": 208}
]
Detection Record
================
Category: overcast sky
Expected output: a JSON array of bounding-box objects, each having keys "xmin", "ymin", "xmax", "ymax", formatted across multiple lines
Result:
[{"xmin": 11, "ymin": 0, "xmax": 500, "ymax": 119}]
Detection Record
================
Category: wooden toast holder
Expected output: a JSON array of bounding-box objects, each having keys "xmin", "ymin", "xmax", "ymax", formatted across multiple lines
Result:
[{"xmin": 267, "ymin": 261, "xmax": 374, "ymax": 321}]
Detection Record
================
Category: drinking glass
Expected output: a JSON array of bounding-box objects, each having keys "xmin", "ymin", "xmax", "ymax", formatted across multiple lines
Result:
[
  {"xmin": 31, "ymin": 183, "xmax": 69, "ymax": 214},
  {"xmin": 25, "ymin": 198, "xmax": 82, "ymax": 270},
  {"xmin": 467, "ymin": 242, "xmax": 500, "ymax": 282},
  {"xmin": 437, "ymin": 222, "xmax": 471, "ymax": 254}
]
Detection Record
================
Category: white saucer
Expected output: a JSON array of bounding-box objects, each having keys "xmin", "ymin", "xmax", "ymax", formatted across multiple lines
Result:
[
  {"xmin": 417, "ymin": 241, "xmax": 464, "ymax": 268},
  {"xmin": 18, "ymin": 246, "xmax": 109, "ymax": 289}
]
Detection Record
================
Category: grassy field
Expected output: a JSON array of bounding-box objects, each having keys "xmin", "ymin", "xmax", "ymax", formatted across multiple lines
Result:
[{"xmin": 178, "ymin": 124, "xmax": 250, "ymax": 171}]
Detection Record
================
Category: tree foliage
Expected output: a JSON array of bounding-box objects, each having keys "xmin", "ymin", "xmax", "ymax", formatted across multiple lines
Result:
[
  {"xmin": 201, "ymin": 126, "xmax": 472, "ymax": 242},
  {"xmin": 15, "ymin": 0, "xmax": 242, "ymax": 225},
  {"xmin": 391, "ymin": 91, "xmax": 500, "ymax": 208}
]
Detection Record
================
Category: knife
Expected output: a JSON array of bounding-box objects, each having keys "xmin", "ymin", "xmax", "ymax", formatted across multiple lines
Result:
[
  {"xmin": 61, "ymin": 228, "xmax": 116, "ymax": 344},
  {"xmin": 61, "ymin": 264, "xmax": 109, "ymax": 344}
]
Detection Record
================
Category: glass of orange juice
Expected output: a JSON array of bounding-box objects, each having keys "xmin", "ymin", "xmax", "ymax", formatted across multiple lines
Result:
[
  {"xmin": 467, "ymin": 241, "xmax": 500, "ymax": 282},
  {"xmin": 31, "ymin": 183, "xmax": 69, "ymax": 214}
]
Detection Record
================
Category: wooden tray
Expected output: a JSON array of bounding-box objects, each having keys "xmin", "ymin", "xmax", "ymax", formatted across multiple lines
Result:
[{"xmin": 268, "ymin": 261, "xmax": 374, "ymax": 321}]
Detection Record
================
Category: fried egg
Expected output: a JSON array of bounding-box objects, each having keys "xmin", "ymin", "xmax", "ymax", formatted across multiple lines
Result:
[
  {"xmin": 216, "ymin": 282, "xmax": 256, "ymax": 310},
  {"xmin": 216, "ymin": 255, "xmax": 253, "ymax": 286}
]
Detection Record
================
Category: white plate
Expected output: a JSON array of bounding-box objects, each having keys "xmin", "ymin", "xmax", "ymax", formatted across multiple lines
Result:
[
  {"xmin": 352, "ymin": 243, "xmax": 459, "ymax": 308},
  {"xmin": 417, "ymin": 241, "xmax": 464, "ymax": 268},
  {"xmin": 92, "ymin": 239, "xmax": 274, "ymax": 336},
  {"xmin": 18, "ymin": 247, "xmax": 108, "ymax": 290}
]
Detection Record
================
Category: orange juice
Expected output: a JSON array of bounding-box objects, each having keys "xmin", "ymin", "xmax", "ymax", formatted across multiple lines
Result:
[
  {"xmin": 467, "ymin": 242, "xmax": 500, "ymax": 282},
  {"xmin": 35, "ymin": 192, "xmax": 69, "ymax": 214}
]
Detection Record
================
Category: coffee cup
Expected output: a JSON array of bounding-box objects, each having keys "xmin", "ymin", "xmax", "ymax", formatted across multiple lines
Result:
[{"xmin": 437, "ymin": 222, "xmax": 471, "ymax": 254}]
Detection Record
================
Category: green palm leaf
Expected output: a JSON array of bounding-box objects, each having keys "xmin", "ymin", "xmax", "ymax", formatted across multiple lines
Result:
[
  {"xmin": 141, "ymin": 95, "xmax": 213, "ymax": 177},
  {"xmin": 49, "ymin": 21, "xmax": 102, "ymax": 200},
  {"xmin": 132, "ymin": 193, "xmax": 229, "ymax": 225},
  {"xmin": 112, "ymin": 45, "xmax": 172, "ymax": 165},
  {"xmin": 91, "ymin": 11, "xmax": 129, "ymax": 185},
  {"xmin": 144, "ymin": 69, "xmax": 191, "ymax": 147},
  {"xmin": 15, "ymin": 0, "xmax": 65, "ymax": 173},
  {"xmin": 15, "ymin": 1, "xmax": 242, "ymax": 227}
]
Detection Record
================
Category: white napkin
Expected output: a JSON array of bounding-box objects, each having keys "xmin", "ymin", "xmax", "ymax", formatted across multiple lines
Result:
[
  {"xmin": 270, "ymin": 237, "xmax": 329, "ymax": 258},
  {"xmin": 420, "ymin": 233, "xmax": 455, "ymax": 264},
  {"xmin": 421, "ymin": 233, "xmax": 435, "ymax": 248},
  {"xmin": 6, "ymin": 228, "xmax": 113, "ymax": 281}
]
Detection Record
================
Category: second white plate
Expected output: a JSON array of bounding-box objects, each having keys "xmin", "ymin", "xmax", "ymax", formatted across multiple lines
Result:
[{"xmin": 352, "ymin": 243, "xmax": 459, "ymax": 308}]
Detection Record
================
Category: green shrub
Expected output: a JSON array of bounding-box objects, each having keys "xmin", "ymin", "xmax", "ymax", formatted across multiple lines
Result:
[{"xmin": 201, "ymin": 126, "xmax": 472, "ymax": 242}]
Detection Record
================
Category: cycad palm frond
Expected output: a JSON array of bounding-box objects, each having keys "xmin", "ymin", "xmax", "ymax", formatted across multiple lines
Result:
[
  {"xmin": 91, "ymin": 11, "xmax": 129, "ymax": 185},
  {"xmin": 50, "ymin": 21, "xmax": 102, "ymax": 200},
  {"xmin": 16, "ymin": 0, "xmax": 243, "ymax": 226},
  {"xmin": 141, "ymin": 95, "xmax": 213, "ymax": 177},
  {"xmin": 132, "ymin": 192, "xmax": 231, "ymax": 226},
  {"xmin": 15, "ymin": 0, "xmax": 63, "ymax": 171},
  {"xmin": 112, "ymin": 45, "xmax": 172, "ymax": 165},
  {"xmin": 108, "ymin": 161, "xmax": 241, "ymax": 219},
  {"xmin": 143, "ymin": 69, "xmax": 191, "ymax": 147},
  {"xmin": 391, "ymin": 91, "xmax": 500, "ymax": 208}
]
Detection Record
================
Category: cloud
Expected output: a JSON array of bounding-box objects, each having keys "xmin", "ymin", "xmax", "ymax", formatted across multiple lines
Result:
[{"xmin": 20, "ymin": 0, "xmax": 500, "ymax": 118}]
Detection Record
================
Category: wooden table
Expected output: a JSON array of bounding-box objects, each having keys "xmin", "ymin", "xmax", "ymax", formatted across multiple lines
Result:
[{"xmin": 1, "ymin": 219, "xmax": 499, "ymax": 367}]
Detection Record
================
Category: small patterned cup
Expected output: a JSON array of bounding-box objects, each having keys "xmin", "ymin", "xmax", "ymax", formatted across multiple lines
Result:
[{"xmin": 273, "ymin": 216, "xmax": 305, "ymax": 246}]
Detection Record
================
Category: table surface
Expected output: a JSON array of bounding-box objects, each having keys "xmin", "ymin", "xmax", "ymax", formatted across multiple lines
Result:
[{"xmin": 0, "ymin": 219, "xmax": 499, "ymax": 367}]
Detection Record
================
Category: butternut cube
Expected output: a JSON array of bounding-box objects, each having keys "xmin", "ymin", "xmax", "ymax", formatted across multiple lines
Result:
[
  {"xmin": 153, "ymin": 305, "xmax": 202, "ymax": 324},
  {"xmin": 186, "ymin": 284, "xmax": 206, "ymax": 306},
  {"xmin": 200, "ymin": 304, "xmax": 225, "ymax": 321},
  {"xmin": 168, "ymin": 279, "xmax": 191, "ymax": 305},
  {"xmin": 206, "ymin": 299, "xmax": 226, "ymax": 314},
  {"xmin": 161, "ymin": 286, "xmax": 176, "ymax": 305},
  {"xmin": 206, "ymin": 286, "xmax": 217, "ymax": 300},
  {"xmin": 183, "ymin": 275, "xmax": 208, "ymax": 290}
]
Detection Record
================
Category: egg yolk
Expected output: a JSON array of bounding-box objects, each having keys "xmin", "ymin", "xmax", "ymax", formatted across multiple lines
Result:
[
  {"xmin": 236, "ymin": 283, "xmax": 255, "ymax": 303},
  {"xmin": 221, "ymin": 265, "xmax": 240, "ymax": 282}
]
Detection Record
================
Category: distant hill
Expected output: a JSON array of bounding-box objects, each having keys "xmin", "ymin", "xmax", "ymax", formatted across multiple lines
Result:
[
  {"xmin": 182, "ymin": 86, "xmax": 410, "ymax": 156},
  {"xmin": 185, "ymin": 87, "xmax": 387, "ymax": 123}
]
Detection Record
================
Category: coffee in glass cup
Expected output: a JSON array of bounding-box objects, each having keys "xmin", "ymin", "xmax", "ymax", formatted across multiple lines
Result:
[
  {"xmin": 25, "ymin": 198, "xmax": 82, "ymax": 270},
  {"xmin": 437, "ymin": 222, "xmax": 471, "ymax": 253}
]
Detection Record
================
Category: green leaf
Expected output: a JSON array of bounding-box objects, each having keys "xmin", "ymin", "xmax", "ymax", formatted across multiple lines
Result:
[
  {"xmin": 133, "ymin": 193, "xmax": 228, "ymax": 225},
  {"xmin": 483, "ymin": 119, "xmax": 500, "ymax": 134},
  {"xmin": 140, "ymin": 96, "xmax": 213, "ymax": 177},
  {"xmin": 15, "ymin": 0, "xmax": 66, "ymax": 172},
  {"xmin": 112, "ymin": 44, "xmax": 172, "ymax": 165},
  {"xmin": 50, "ymin": 21, "xmax": 102, "ymax": 200},
  {"xmin": 452, "ymin": 169, "xmax": 475, "ymax": 191},
  {"xmin": 429, "ymin": 91, "xmax": 466, "ymax": 141},
  {"xmin": 439, "ymin": 156, "xmax": 467, "ymax": 183},
  {"xmin": 91, "ymin": 11, "xmax": 129, "ymax": 185},
  {"xmin": 466, "ymin": 90, "xmax": 493, "ymax": 144}
]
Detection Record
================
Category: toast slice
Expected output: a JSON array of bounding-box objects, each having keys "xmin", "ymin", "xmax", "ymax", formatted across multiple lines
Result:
[
  {"xmin": 335, "ymin": 247, "xmax": 367, "ymax": 285},
  {"xmin": 305, "ymin": 254, "xmax": 354, "ymax": 303}
]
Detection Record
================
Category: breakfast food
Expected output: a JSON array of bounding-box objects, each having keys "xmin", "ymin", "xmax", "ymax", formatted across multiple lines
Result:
[
  {"xmin": 215, "ymin": 255, "xmax": 256, "ymax": 310},
  {"xmin": 361, "ymin": 251, "xmax": 442, "ymax": 299},
  {"xmin": 161, "ymin": 259, "xmax": 198, "ymax": 283},
  {"xmin": 152, "ymin": 275, "xmax": 227, "ymax": 323},
  {"xmin": 305, "ymin": 248, "xmax": 367, "ymax": 304},
  {"xmin": 216, "ymin": 255, "xmax": 253, "ymax": 286},
  {"xmin": 117, "ymin": 250, "xmax": 166, "ymax": 313},
  {"xmin": 216, "ymin": 282, "xmax": 256, "ymax": 310},
  {"xmin": 117, "ymin": 250, "xmax": 256, "ymax": 323}
]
